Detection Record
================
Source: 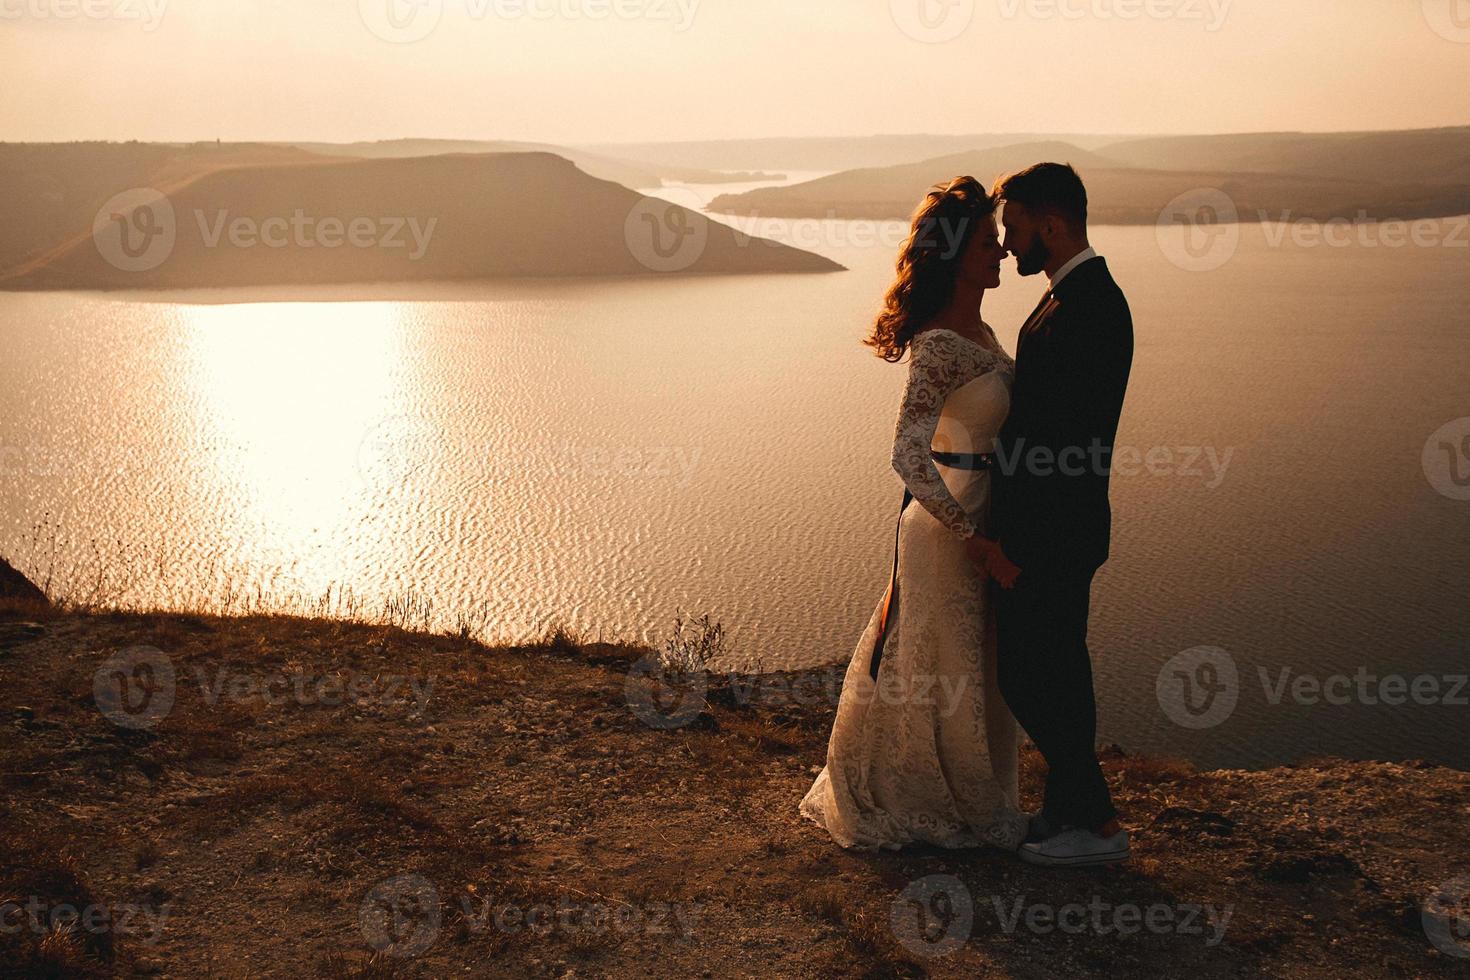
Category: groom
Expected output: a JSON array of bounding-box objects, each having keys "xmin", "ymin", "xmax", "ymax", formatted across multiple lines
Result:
[{"xmin": 970, "ymin": 163, "xmax": 1134, "ymax": 867}]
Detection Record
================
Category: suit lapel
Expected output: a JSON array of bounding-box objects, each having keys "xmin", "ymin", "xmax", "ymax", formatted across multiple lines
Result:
[
  {"xmin": 1017, "ymin": 291, "xmax": 1061, "ymax": 352},
  {"xmin": 1018, "ymin": 256, "xmax": 1105, "ymax": 352}
]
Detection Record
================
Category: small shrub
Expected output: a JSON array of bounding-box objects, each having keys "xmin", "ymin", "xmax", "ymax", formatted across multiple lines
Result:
[{"xmin": 658, "ymin": 610, "xmax": 724, "ymax": 676}]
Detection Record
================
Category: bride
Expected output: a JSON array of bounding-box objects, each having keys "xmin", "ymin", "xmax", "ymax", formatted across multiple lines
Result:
[{"xmin": 799, "ymin": 176, "xmax": 1027, "ymax": 852}]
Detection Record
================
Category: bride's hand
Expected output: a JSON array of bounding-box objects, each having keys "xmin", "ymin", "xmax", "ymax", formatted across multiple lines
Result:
[
  {"xmin": 963, "ymin": 533, "xmax": 997, "ymax": 578},
  {"xmin": 985, "ymin": 544, "xmax": 1022, "ymax": 589}
]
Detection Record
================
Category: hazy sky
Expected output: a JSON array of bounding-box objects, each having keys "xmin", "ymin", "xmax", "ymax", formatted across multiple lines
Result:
[{"xmin": 3, "ymin": 0, "xmax": 1468, "ymax": 144}]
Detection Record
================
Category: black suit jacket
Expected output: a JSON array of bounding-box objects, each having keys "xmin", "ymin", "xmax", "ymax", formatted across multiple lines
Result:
[{"xmin": 992, "ymin": 256, "xmax": 1133, "ymax": 577}]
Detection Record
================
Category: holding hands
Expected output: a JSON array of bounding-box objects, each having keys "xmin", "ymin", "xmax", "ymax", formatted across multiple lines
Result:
[{"xmin": 965, "ymin": 533, "xmax": 1022, "ymax": 589}]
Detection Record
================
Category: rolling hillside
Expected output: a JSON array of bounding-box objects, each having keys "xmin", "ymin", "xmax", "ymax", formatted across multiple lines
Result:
[
  {"xmin": 285, "ymin": 139, "xmax": 779, "ymax": 187},
  {"xmin": 707, "ymin": 131, "xmax": 1470, "ymax": 224},
  {"xmin": 2, "ymin": 151, "xmax": 842, "ymax": 289},
  {"xmin": 581, "ymin": 132, "xmax": 1126, "ymax": 173},
  {"xmin": 1095, "ymin": 127, "xmax": 1470, "ymax": 187},
  {"xmin": 0, "ymin": 141, "xmax": 341, "ymax": 273},
  {"xmin": 708, "ymin": 141, "xmax": 1120, "ymax": 219}
]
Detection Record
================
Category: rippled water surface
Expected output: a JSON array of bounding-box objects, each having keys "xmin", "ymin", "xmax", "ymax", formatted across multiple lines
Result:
[{"xmin": 3, "ymin": 179, "xmax": 1468, "ymax": 768}]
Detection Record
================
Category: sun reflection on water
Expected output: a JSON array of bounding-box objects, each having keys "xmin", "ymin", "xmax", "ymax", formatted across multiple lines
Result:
[{"xmin": 180, "ymin": 302, "xmax": 408, "ymax": 545}]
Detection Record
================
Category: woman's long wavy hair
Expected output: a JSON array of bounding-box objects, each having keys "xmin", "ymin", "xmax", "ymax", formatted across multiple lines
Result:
[{"xmin": 863, "ymin": 175, "xmax": 996, "ymax": 362}]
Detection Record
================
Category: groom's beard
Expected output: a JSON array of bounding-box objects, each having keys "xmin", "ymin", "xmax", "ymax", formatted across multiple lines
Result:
[{"xmin": 1015, "ymin": 236, "xmax": 1050, "ymax": 277}]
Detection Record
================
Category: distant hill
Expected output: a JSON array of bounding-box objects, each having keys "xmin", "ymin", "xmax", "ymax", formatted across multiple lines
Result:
[
  {"xmin": 285, "ymin": 139, "xmax": 781, "ymax": 187},
  {"xmin": 1, "ymin": 151, "xmax": 841, "ymax": 290},
  {"xmin": 708, "ymin": 141, "xmax": 1120, "ymax": 218},
  {"xmin": 588, "ymin": 127, "xmax": 1470, "ymax": 188},
  {"xmin": 580, "ymin": 133, "xmax": 1127, "ymax": 173},
  {"xmin": 708, "ymin": 133, "xmax": 1470, "ymax": 224},
  {"xmin": 1095, "ymin": 127, "xmax": 1470, "ymax": 187},
  {"xmin": 0, "ymin": 141, "xmax": 339, "ymax": 273}
]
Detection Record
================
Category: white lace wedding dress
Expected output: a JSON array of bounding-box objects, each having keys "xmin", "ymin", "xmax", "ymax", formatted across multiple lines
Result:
[{"xmin": 799, "ymin": 326, "xmax": 1028, "ymax": 852}]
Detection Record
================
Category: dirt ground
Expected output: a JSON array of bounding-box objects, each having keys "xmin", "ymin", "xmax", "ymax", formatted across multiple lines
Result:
[{"xmin": 2, "ymin": 602, "xmax": 1468, "ymax": 978}]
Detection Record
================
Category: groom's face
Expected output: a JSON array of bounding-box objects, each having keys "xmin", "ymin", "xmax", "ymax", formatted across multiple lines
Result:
[{"xmin": 999, "ymin": 203, "xmax": 1050, "ymax": 277}]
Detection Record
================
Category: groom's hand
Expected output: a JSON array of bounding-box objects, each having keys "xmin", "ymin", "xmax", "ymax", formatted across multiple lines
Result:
[
  {"xmin": 984, "ymin": 543, "xmax": 1022, "ymax": 589},
  {"xmin": 964, "ymin": 534, "xmax": 993, "ymax": 579}
]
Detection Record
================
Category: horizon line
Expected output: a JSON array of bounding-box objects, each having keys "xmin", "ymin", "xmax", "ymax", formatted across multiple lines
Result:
[{"xmin": 6, "ymin": 122, "xmax": 1470, "ymax": 148}]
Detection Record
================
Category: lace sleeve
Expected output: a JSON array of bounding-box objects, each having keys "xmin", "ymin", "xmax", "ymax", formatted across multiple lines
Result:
[{"xmin": 890, "ymin": 330, "xmax": 998, "ymax": 540}]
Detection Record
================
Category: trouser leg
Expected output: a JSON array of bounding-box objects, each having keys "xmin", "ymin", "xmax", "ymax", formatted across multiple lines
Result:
[{"xmin": 996, "ymin": 569, "xmax": 1116, "ymax": 830}]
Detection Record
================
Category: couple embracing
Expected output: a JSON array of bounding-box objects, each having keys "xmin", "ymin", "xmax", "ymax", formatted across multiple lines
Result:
[{"xmin": 800, "ymin": 163, "xmax": 1134, "ymax": 868}]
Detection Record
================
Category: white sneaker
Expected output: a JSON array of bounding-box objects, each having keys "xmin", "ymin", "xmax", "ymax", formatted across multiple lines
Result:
[
  {"xmin": 1019, "ymin": 827, "xmax": 1130, "ymax": 867},
  {"xmin": 1024, "ymin": 812, "xmax": 1064, "ymax": 844}
]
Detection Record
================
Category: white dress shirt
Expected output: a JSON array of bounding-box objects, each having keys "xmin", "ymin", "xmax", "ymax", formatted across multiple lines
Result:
[{"xmin": 1047, "ymin": 246, "xmax": 1099, "ymax": 291}]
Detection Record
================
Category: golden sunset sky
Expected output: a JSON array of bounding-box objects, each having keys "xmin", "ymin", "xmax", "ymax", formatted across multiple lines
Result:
[{"xmin": 3, "ymin": 0, "xmax": 1468, "ymax": 142}]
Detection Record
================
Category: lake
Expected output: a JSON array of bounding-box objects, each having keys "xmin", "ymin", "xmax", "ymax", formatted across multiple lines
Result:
[{"xmin": 2, "ymin": 175, "xmax": 1467, "ymax": 769}]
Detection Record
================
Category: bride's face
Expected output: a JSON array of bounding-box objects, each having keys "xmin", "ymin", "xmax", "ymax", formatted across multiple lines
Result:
[{"xmin": 958, "ymin": 214, "xmax": 1006, "ymax": 291}]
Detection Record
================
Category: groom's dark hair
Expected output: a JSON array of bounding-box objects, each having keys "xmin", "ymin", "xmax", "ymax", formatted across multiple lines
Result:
[{"xmin": 992, "ymin": 162, "xmax": 1088, "ymax": 232}]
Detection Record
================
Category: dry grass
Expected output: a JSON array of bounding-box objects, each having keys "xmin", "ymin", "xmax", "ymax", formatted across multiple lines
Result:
[
  {"xmin": 0, "ymin": 831, "xmax": 117, "ymax": 978},
  {"xmin": 3, "ymin": 596, "xmax": 1469, "ymax": 977}
]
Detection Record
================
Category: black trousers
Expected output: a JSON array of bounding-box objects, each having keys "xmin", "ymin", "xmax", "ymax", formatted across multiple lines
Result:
[{"xmin": 995, "ymin": 566, "xmax": 1117, "ymax": 831}]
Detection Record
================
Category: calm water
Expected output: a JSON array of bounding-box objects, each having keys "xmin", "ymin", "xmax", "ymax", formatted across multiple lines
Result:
[{"xmin": 2, "ymin": 177, "xmax": 1467, "ymax": 769}]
